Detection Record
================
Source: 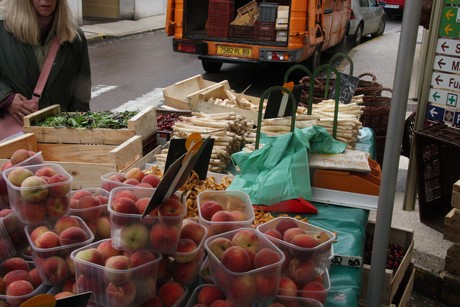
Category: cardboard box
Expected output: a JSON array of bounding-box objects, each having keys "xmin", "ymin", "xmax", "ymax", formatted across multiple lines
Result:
[
  {"xmin": 277, "ymin": 5, "xmax": 289, "ymax": 18},
  {"xmin": 162, "ymin": 75, "xmax": 217, "ymax": 110},
  {"xmin": 276, "ymin": 30, "xmax": 288, "ymax": 42},
  {"xmin": 23, "ymin": 105, "xmax": 157, "ymax": 145},
  {"xmin": 0, "ymin": 133, "xmax": 143, "ymax": 189},
  {"xmin": 359, "ymin": 221, "xmax": 414, "ymax": 306}
]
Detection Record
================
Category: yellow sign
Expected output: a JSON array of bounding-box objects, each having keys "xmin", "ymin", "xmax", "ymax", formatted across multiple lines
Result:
[{"xmin": 217, "ymin": 45, "xmax": 252, "ymax": 57}]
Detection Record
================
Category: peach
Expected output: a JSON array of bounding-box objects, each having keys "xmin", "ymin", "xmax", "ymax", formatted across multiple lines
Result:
[
  {"xmin": 207, "ymin": 237, "xmax": 233, "ymax": 260},
  {"xmin": 72, "ymin": 195, "xmax": 102, "ymax": 221},
  {"xmin": 300, "ymin": 280, "xmax": 327, "ymax": 303},
  {"xmin": 112, "ymin": 189, "xmax": 138, "ymax": 202},
  {"xmin": 141, "ymin": 174, "xmax": 160, "ymax": 188},
  {"xmin": 180, "ymin": 219, "xmax": 207, "ymax": 245},
  {"xmin": 0, "ymin": 257, "xmax": 29, "ymax": 274},
  {"xmin": 230, "ymin": 210, "xmax": 246, "ymax": 221},
  {"xmin": 278, "ymin": 276, "xmax": 298, "ymax": 297},
  {"xmin": 283, "ymin": 227, "xmax": 305, "ymax": 243},
  {"xmin": 125, "ymin": 167, "xmax": 145, "ymax": 182},
  {"xmin": 34, "ymin": 166, "xmax": 58, "ymax": 178},
  {"xmin": 106, "ymin": 280, "xmax": 137, "ymax": 306},
  {"xmin": 96, "ymin": 239, "xmax": 122, "ymax": 261},
  {"xmin": 74, "ymin": 248, "xmax": 105, "ymax": 275},
  {"xmin": 172, "ymin": 260, "xmax": 199, "ymax": 285},
  {"xmin": 221, "ymin": 246, "xmax": 251, "ymax": 272},
  {"xmin": 18, "ymin": 201, "xmax": 46, "ymax": 224},
  {"xmin": 124, "ymin": 178, "xmax": 140, "ymax": 186},
  {"xmin": 197, "ymin": 284, "xmax": 225, "ymax": 306},
  {"xmin": 29, "ymin": 268, "xmax": 42, "ymax": 289},
  {"xmin": 199, "ymin": 200, "xmax": 224, "ymax": 221},
  {"xmin": 10, "ymin": 149, "xmax": 31, "ymax": 165},
  {"xmin": 45, "ymin": 196, "xmax": 70, "ymax": 219},
  {"xmin": 104, "ymin": 255, "xmax": 132, "ymax": 285},
  {"xmin": 254, "ymin": 247, "xmax": 282, "ymax": 268},
  {"xmin": 111, "ymin": 197, "xmax": 138, "ymax": 214},
  {"xmin": 276, "ymin": 218, "xmax": 299, "ymax": 236},
  {"xmin": 3, "ymin": 270, "xmax": 32, "ymax": 288},
  {"xmin": 20, "ymin": 176, "xmax": 48, "ymax": 202},
  {"xmin": 55, "ymin": 291, "xmax": 75, "ymax": 299},
  {"xmin": 159, "ymin": 197, "xmax": 184, "ymax": 217},
  {"xmin": 129, "ymin": 249, "xmax": 157, "ymax": 268},
  {"xmin": 135, "ymin": 197, "xmax": 151, "ymax": 215},
  {"xmin": 47, "ymin": 174, "xmax": 71, "ymax": 197},
  {"xmin": 54, "ymin": 216, "xmax": 80, "ymax": 235},
  {"xmin": 71, "ymin": 189, "xmax": 92, "ymax": 200},
  {"xmin": 173, "ymin": 238, "xmax": 198, "ymax": 263},
  {"xmin": 210, "ymin": 210, "xmax": 237, "ymax": 233},
  {"xmin": 290, "ymin": 233, "xmax": 319, "ymax": 248},
  {"xmin": 6, "ymin": 280, "xmax": 34, "ymax": 306},
  {"xmin": 263, "ymin": 229, "xmax": 283, "ymax": 241},
  {"xmin": 255, "ymin": 274, "xmax": 279, "ymax": 298},
  {"xmin": 157, "ymin": 255, "xmax": 173, "ymax": 283},
  {"xmin": 7, "ymin": 167, "xmax": 33, "ymax": 187},
  {"xmin": 59, "ymin": 226, "xmax": 88, "ymax": 246},
  {"xmin": 75, "ymin": 274, "xmax": 98, "ymax": 293},
  {"xmin": 35, "ymin": 230, "xmax": 60, "ymax": 248},
  {"xmin": 138, "ymin": 295, "xmax": 164, "ymax": 307},
  {"xmin": 231, "ymin": 229, "xmax": 260, "ymax": 253},
  {"xmin": 43, "ymin": 256, "xmax": 69, "ymax": 283},
  {"xmin": 29, "ymin": 225, "xmax": 50, "ymax": 244},
  {"xmin": 227, "ymin": 275, "xmax": 257, "ymax": 304},
  {"xmin": 120, "ymin": 222, "xmax": 149, "ymax": 250},
  {"xmin": 96, "ymin": 215, "xmax": 111, "ymax": 239},
  {"xmin": 158, "ymin": 280, "xmax": 185, "ymax": 307},
  {"xmin": 288, "ymin": 258, "xmax": 316, "ymax": 284},
  {"xmin": 149, "ymin": 223, "xmax": 180, "ymax": 252},
  {"xmin": 136, "ymin": 182, "xmax": 153, "ymax": 188}
]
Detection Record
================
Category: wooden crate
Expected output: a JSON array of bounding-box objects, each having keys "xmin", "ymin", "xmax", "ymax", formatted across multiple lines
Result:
[
  {"xmin": 389, "ymin": 264, "xmax": 415, "ymax": 307},
  {"xmin": 163, "ymin": 75, "xmax": 217, "ymax": 110},
  {"xmin": 359, "ymin": 221, "xmax": 414, "ymax": 306},
  {"xmin": 453, "ymin": 179, "xmax": 460, "ymax": 209},
  {"xmin": 23, "ymin": 105, "xmax": 157, "ymax": 145},
  {"xmin": 0, "ymin": 133, "xmax": 143, "ymax": 189},
  {"xmin": 445, "ymin": 244, "xmax": 460, "ymax": 275}
]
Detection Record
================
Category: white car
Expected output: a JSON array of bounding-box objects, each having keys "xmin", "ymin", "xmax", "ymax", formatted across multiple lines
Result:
[{"xmin": 347, "ymin": 0, "xmax": 386, "ymax": 46}]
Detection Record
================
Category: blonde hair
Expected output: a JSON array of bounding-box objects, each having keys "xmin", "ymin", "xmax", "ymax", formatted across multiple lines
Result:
[{"xmin": 4, "ymin": 0, "xmax": 79, "ymax": 45}]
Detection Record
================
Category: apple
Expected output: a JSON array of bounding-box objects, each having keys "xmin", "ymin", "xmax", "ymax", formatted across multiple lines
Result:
[
  {"xmin": 45, "ymin": 196, "xmax": 70, "ymax": 219},
  {"xmin": 158, "ymin": 280, "xmax": 185, "ymax": 307},
  {"xmin": 207, "ymin": 237, "xmax": 233, "ymax": 261},
  {"xmin": 173, "ymin": 238, "xmax": 198, "ymax": 263},
  {"xmin": 42, "ymin": 256, "xmax": 69, "ymax": 283},
  {"xmin": 141, "ymin": 174, "xmax": 160, "ymax": 188},
  {"xmin": 20, "ymin": 176, "xmax": 48, "ymax": 202},
  {"xmin": 54, "ymin": 216, "xmax": 80, "ymax": 235},
  {"xmin": 210, "ymin": 211, "xmax": 236, "ymax": 233},
  {"xmin": 275, "ymin": 218, "xmax": 299, "ymax": 236},
  {"xmin": 278, "ymin": 276, "xmax": 298, "ymax": 296},
  {"xmin": 231, "ymin": 229, "xmax": 260, "ymax": 254},
  {"xmin": 180, "ymin": 220, "xmax": 207, "ymax": 245},
  {"xmin": 1, "ymin": 257, "xmax": 29, "ymax": 274},
  {"xmin": 221, "ymin": 246, "xmax": 251, "ymax": 272},
  {"xmin": 3, "ymin": 269, "xmax": 32, "ymax": 288},
  {"xmin": 290, "ymin": 233, "xmax": 320, "ymax": 248},
  {"xmin": 120, "ymin": 222, "xmax": 149, "ymax": 250},
  {"xmin": 254, "ymin": 247, "xmax": 282, "ymax": 268},
  {"xmin": 288, "ymin": 257, "xmax": 316, "ymax": 284},
  {"xmin": 111, "ymin": 197, "xmax": 138, "ymax": 214},
  {"xmin": 149, "ymin": 223, "xmax": 180, "ymax": 252},
  {"xmin": 199, "ymin": 200, "xmax": 224, "ymax": 221},
  {"xmin": 106, "ymin": 280, "xmax": 137, "ymax": 306},
  {"xmin": 283, "ymin": 227, "xmax": 306, "ymax": 243},
  {"xmin": 35, "ymin": 230, "xmax": 60, "ymax": 248},
  {"xmin": 10, "ymin": 149, "xmax": 32, "ymax": 165},
  {"xmin": 5, "ymin": 280, "xmax": 34, "ymax": 306},
  {"xmin": 197, "ymin": 284, "xmax": 225, "ymax": 306},
  {"xmin": 227, "ymin": 275, "xmax": 257, "ymax": 305},
  {"xmin": 97, "ymin": 239, "xmax": 122, "ymax": 261},
  {"xmin": 104, "ymin": 255, "xmax": 132, "ymax": 285},
  {"xmin": 300, "ymin": 280, "xmax": 327, "ymax": 303},
  {"xmin": 59, "ymin": 226, "xmax": 88, "ymax": 246},
  {"xmin": 159, "ymin": 196, "xmax": 184, "ymax": 217},
  {"xmin": 7, "ymin": 167, "xmax": 34, "ymax": 187}
]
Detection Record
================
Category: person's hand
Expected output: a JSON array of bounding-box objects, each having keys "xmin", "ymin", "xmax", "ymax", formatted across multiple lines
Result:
[{"xmin": 6, "ymin": 94, "xmax": 36, "ymax": 123}]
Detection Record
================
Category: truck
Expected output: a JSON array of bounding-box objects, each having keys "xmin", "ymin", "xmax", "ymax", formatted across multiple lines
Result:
[{"xmin": 165, "ymin": 0, "xmax": 352, "ymax": 73}]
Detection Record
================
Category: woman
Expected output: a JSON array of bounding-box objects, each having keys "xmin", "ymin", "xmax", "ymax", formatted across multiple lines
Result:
[{"xmin": 0, "ymin": 0, "xmax": 91, "ymax": 128}]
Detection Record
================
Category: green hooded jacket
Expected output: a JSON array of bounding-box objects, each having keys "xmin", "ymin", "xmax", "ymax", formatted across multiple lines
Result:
[{"xmin": 0, "ymin": 19, "xmax": 91, "ymax": 112}]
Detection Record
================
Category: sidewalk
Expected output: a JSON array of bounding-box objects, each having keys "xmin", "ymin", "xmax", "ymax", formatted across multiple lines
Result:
[{"xmin": 80, "ymin": 15, "xmax": 460, "ymax": 305}]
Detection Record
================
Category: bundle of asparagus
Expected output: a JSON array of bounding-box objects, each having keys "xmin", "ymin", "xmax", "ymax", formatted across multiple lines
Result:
[
  {"xmin": 205, "ymin": 89, "xmax": 259, "ymax": 110},
  {"xmin": 154, "ymin": 111, "xmax": 253, "ymax": 173}
]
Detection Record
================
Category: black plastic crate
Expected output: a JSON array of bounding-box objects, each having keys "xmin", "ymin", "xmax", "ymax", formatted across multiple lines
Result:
[
  {"xmin": 259, "ymin": 2, "xmax": 278, "ymax": 22},
  {"xmin": 255, "ymin": 21, "xmax": 276, "ymax": 40},
  {"xmin": 207, "ymin": 0, "xmax": 235, "ymax": 37},
  {"xmin": 229, "ymin": 24, "xmax": 255, "ymax": 39},
  {"xmin": 415, "ymin": 123, "xmax": 460, "ymax": 232}
]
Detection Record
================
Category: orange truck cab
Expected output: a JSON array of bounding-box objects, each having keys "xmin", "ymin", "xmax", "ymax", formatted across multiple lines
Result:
[{"xmin": 166, "ymin": 0, "xmax": 351, "ymax": 73}]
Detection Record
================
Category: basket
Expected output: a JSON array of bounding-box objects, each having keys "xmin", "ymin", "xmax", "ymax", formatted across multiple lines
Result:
[
  {"xmin": 355, "ymin": 72, "xmax": 384, "ymax": 96},
  {"xmin": 360, "ymin": 88, "xmax": 392, "ymax": 136}
]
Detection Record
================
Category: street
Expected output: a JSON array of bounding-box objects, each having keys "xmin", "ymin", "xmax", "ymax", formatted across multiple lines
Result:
[{"xmin": 88, "ymin": 17, "xmax": 402, "ymax": 111}]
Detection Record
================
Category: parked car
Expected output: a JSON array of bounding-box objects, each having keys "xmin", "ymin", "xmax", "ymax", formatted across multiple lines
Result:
[
  {"xmin": 347, "ymin": 0, "xmax": 386, "ymax": 46},
  {"xmin": 378, "ymin": 0, "xmax": 405, "ymax": 17}
]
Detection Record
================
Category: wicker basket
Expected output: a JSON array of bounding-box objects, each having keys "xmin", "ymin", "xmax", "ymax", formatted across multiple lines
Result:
[
  {"xmin": 360, "ymin": 88, "xmax": 392, "ymax": 136},
  {"xmin": 355, "ymin": 72, "xmax": 384, "ymax": 96}
]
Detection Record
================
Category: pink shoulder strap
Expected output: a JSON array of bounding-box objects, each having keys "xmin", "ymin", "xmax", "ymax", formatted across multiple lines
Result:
[{"xmin": 31, "ymin": 38, "xmax": 60, "ymax": 102}]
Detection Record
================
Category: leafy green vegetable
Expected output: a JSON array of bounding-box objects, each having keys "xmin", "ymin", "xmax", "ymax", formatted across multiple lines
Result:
[{"xmin": 34, "ymin": 110, "xmax": 139, "ymax": 129}]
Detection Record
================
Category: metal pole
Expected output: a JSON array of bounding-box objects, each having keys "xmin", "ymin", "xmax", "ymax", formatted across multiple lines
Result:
[{"xmin": 366, "ymin": 1, "xmax": 423, "ymax": 306}]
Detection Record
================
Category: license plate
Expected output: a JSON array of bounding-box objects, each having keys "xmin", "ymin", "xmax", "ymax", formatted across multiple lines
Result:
[
  {"xmin": 384, "ymin": 4, "xmax": 399, "ymax": 9},
  {"xmin": 217, "ymin": 45, "xmax": 252, "ymax": 57}
]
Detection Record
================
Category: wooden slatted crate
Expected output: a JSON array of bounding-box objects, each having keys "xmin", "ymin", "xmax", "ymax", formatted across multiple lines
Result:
[{"xmin": 23, "ymin": 105, "xmax": 157, "ymax": 145}]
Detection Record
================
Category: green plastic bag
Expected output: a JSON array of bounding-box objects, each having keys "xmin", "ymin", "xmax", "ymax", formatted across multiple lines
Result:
[{"xmin": 228, "ymin": 126, "xmax": 347, "ymax": 205}]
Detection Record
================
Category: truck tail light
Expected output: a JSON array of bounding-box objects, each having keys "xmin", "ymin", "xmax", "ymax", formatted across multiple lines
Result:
[
  {"xmin": 267, "ymin": 51, "xmax": 290, "ymax": 61},
  {"xmin": 173, "ymin": 40, "xmax": 207, "ymax": 54}
]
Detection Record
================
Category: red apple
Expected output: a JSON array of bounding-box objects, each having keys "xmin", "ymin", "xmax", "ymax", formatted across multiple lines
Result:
[
  {"xmin": 199, "ymin": 200, "xmax": 224, "ymax": 221},
  {"xmin": 120, "ymin": 222, "xmax": 149, "ymax": 250}
]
